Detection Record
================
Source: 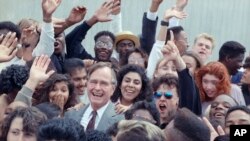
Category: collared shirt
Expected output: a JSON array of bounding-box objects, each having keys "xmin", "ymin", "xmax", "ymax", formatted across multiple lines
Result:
[{"xmin": 80, "ymin": 101, "xmax": 110, "ymax": 130}]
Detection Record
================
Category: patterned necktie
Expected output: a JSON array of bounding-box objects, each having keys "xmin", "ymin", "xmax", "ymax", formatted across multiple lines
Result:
[{"xmin": 86, "ymin": 111, "xmax": 97, "ymax": 130}]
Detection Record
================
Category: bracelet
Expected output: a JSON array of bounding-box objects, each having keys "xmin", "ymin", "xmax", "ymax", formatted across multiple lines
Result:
[{"xmin": 161, "ymin": 20, "xmax": 169, "ymax": 26}]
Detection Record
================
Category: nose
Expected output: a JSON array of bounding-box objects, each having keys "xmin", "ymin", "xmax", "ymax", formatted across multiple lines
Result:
[{"xmin": 215, "ymin": 103, "xmax": 224, "ymax": 110}]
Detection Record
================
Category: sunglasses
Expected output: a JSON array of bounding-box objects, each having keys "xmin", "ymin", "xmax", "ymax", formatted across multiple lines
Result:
[{"xmin": 154, "ymin": 91, "xmax": 173, "ymax": 99}]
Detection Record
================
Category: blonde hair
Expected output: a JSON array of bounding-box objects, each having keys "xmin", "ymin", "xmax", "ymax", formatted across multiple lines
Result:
[
  {"xmin": 116, "ymin": 120, "xmax": 166, "ymax": 141},
  {"xmin": 194, "ymin": 33, "xmax": 215, "ymax": 49}
]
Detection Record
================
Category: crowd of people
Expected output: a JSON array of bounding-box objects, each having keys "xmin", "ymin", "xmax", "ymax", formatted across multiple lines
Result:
[{"xmin": 0, "ymin": 0, "xmax": 249, "ymax": 141}]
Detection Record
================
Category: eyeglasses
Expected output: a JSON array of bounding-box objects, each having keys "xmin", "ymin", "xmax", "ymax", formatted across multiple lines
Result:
[
  {"xmin": 154, "ymin": 91, "xmax": 173, "ymax": 99},
  {"xmin": 95, "ymin": 41, "xmax": 113, "ymax": 49}
]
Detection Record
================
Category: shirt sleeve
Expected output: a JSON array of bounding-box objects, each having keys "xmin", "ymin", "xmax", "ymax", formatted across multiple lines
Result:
[{"xmin": 32, "ymin": 22, "xmax": 55, "ymax": 57}]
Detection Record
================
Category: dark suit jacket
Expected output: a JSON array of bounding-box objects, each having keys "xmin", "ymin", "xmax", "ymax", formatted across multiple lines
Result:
[
  {"xmin": 64, "ymin": 102, "xmax": 124, "ymax": 131},
  {"xmin": 140, "ymin": 12, "xmax": 158, "ymax": 55}
]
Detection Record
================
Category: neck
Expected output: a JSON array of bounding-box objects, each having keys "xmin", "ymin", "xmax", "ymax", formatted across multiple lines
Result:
[{"xmin": 120, "ymin": 98, "xmax": 132, "ymax": 106}]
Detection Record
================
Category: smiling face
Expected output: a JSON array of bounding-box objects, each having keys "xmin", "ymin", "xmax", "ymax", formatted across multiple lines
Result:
[
  {"xmin": 7, "ymin": 117, "xmax": 37, "ymax": 141},
  {"xmin": 94, "ymin": 35, "xmax": 113, "ymax": 61},
  {"xmin": 87, "ymin": 67, "xmax": 115, "ymax": 110},
  {"xmin": 155, "ymin": 84, "xmax": 179, "ymax": 123},
  {"xmin": 70, "ymin": 68, "xmax": 87, "ymax": 95},
  {"xmin": 209, "ymin": 95, "xmax": 237, "ymax": 127},
  {"xmin": 49, "ymin": 81, "xmax": 69, "ymax": 105},
  {"xmin": 192, "ymin": 37, "xmax": 213, "ymax": 62},
  {"xmin": 120, "ymin": 72, "xmax": 142, "ymax": 105},
  {"xmin": 202, "ymin": 74, "xmax": 219, "ymax": 99}
]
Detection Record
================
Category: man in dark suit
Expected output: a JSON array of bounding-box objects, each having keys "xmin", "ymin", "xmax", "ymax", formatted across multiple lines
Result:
[{"xmin": 65, "ymin": 62, "xmax": 124, "ymax": 131}]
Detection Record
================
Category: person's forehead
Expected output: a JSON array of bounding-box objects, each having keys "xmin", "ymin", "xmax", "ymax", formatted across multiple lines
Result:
[
  {"xmin": 97, "ymin": 35, "xmax": 113, "ymax": 42},
  {"xmin": 71, "ymin": 68, "xmax": 87, "ymax": 76},
  {"xmin": 89, "ymin": 67, "xmax": 113, "ymax": 80},
  {"xmin": 129, "ymin": 52, "xmax": 142, "ymax": 58},
  {"xmin": 159, "ymin": 60, "xmax": 175, "ymax": 67},
  {"xmin": 227, "ymin": 110, "xmax": 250, "ymax": 120},
  {"xmin": 118, "ymin": 39, "xmax": 134, "ymax": 44},
  {"xmin": 214, "ymin": 95, "xmax": 235, "ymax": 104}
]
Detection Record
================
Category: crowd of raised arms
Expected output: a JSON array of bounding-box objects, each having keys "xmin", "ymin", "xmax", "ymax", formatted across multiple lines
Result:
[{"xmin": 0, "ymin": 0, "xmax": 249, "ymax": 141}]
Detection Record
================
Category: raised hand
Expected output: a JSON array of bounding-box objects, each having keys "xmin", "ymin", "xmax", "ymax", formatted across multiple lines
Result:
[
  {"xmin": 111, "ymin": 0, "xmax": 121, "ymax": 15},
  {"xmin": 27, "ymin": 55, "xmax": 55, "ymax": 90},
  {"xmin": 164, "ymin": 7, "xmax": 187, "ymax": 20},
  {"xmin": 0, "ymin": 32, "xmax": 18, "ymax": 62},
  {"xmin": 51, "ymin": 94, "xmax": 65, "ymax": 111},
  {"xmin": 66, "ymin": 6, "xmax": 87, "ymax": 25},
  {"xmin": 42, "ymin": 0, "xmax": 62, "ymax": 22},
  {"xmin": 161, "ymin": 30, "xmax": 180, "ymax": 61},
  {"xmin": 176, "ymin": 0, "xmax": 188, "ymax": 11},
  {"xmin": 115, "ymin": 103, "xmax": 130, "ymax": 114},
  {"xmin": 203, "ymin": 117, "xmax": 225, "ymax": 141},
  {"xmin": 94, "ymin": 0, "xmax": 114, "ymax": 22},
  {"xmin": 150, "ymin": 0, "xmax": 164, "ymax": 12}
]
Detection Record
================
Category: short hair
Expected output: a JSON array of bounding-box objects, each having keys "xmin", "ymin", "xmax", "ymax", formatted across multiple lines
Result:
[
  {"xmin": 0, "ymin": 107, "xmax": 47, "ymax": 140},
  {"xmin": 116, "ymin": 120, "xmax": 166, "ymax": 141},
  {"xmin": 38, "ymin": 73, "xmax": 77, "ymax": 110},
  {"xmin": 170, "ymin": 108, "xmax": 210, "ymax": 141},
  {"xmin": 125, "ymin": 101, "xmax": 160, "ymax": 126},
  {"xmin": 87, "ymin": 62, "xmax": 117, "ymax": 86},
  {"xmin": 152, "ymin": 75, "xmax": 179, "ymax": 96},
  {"xmin": 120, "ymin": 47, "xmax": 149, "ymax": 68},
  {"xmin": 219, "ymin": 41, "xmax": 246, "ymax": 61},
  {"xmin": 194, "ymin": 33, "xmax": 215, "ymax": 49},
  {"xmin": 86, "ymin": 130, "xmax": 112, "ymax": 141},
  {"xmin": 38, "ymin": 118, "xmax": 86, "ymax": 141},
  {"xmin": 111, "ymin": 64, "xmax": 152, "ymax": 103},
  {"xmin": 165, "ymin": 26, "xmax": 184, "ymax": 44},
  {"xmin": 0, "ymin": 65, "xmax": 29, "ymax": 95},
  {"xmin": 0, "ymin": 21, "xmax": 21, "ymax": 40},
  {"xmin": 182, "ymin": 50, "xmax": 204, "ymax": 69},
  {"xmin": 64, "ymin": 58, "xmax": 85, "ymax": 74},
  {"xmin": 35, "ymin": 102, "xmax": 61, "ymax": 119},
  {"xmin": 195, "ymin": 61, "xmax": 231, "ymax": 102},
  {"xmin": 94, "ymin": 30, "xmax": 115, "ymax": 43},
  {"xmin": 225, "ymin": 105, "xmax": 250, "ymax": 120}
]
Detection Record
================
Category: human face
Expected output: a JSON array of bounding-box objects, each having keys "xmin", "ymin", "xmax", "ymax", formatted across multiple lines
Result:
[
  {"xmin": 49, "ymin": 81, "xmax": 69, "ymax": 105},
  {"xmin": 54, "ymin": 33, "xmax": 66, "ymax": 55},
  {"xmin": 225, "ymin": 110, "xmax": 250, "ymax": 134},
  {"xmin": 117, "ymin": 40, "xmax": 135, "ymax": 56},
  {"xmin": 202, "ymin": 74, "xmax": 219, "ymax": 99},
  {"xmin": 128, "ymin": 52, "xmax": 145, "ymax": 68},
  {"xmin": 192, "ymin": 37, "xmax": 213, "ymax": 62},
  {"xmin": 4, "ymin": 101, "xmax": 28, "ymax": 119},
  {"xmin": 120, "ymin": 72, "xmax": 142, "ymax": 105},
  {"xmin": 241, "ymin": 68, "xmax": 250, "ymax": 84},
  {"xmin": 226, "ymin": 54, "xmax": 245, "ymax": 75},
  {"xmin": 155, "ymin": 84, "xmax": 179, "ymax": 123},
  {"xmin": 7, "ymin": 117, "xmax": 37, "ymax": 141},
  {"xmin": 154, "ymin": 60, "xmax": 178, "ymax": 78},
  {"xmin": 182, "ymin": 55, "xmax": 197, "ymax": 76},
  {"xmin": 175, "ymin": 31, "xmax": 188, "ymax": 55},
  {"xmin": 94, "ymin": 35, "xmax": 113, "ymax": 61},
  {"xmin": 209, "ymin": 95, "xmax": 237, "ymax": 126},
  {"xmin": 70, "ymin": 68, "xmax": 87, "ymax": 95},
  {"xmin": 132, "ymin": 109, "xmax": 156, "ymax": 124},
  {"xmin": 87, "ymin": 67, "xmax": 115, "ymax": 110}
]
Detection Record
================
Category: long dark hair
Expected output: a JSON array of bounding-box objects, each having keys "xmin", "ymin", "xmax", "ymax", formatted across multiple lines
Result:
[
  {"xmin": 111, "ymin": 64, "xmax": 152, "ymax": 103},
  {"xmin": 38, "ymin": 73, "xmax": 77, "ymax": 110}
]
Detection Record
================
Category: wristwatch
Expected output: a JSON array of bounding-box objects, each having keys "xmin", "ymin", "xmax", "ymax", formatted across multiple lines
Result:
[{"xmin": 161, "ymin": 20, "xmax": 169, "ymax": 26}]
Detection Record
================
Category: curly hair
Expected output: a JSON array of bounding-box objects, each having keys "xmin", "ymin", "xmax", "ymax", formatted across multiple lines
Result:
[
  {"xmin": 0, "ymin": 107, "xmax": 47, "ymax": 140},
  {"xmin": 0, "ymin": 64, "xmax": 29, "ymax": 95},
  {"xmin": 37, "ymin": 73, "xmax": 77, "ymax": 110},
  {"xmin": 195, "ymin": 62, "xmax": 231, "ymax": 102},
  {"xmin": 111, "ymin": 64, "xmax": 152, "ymax": 103}
]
